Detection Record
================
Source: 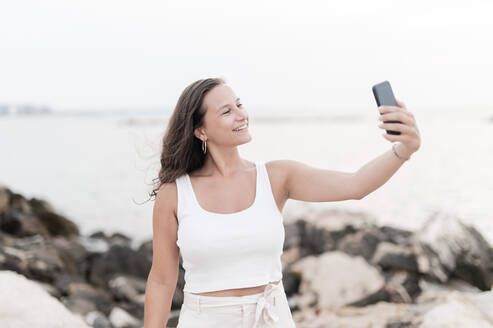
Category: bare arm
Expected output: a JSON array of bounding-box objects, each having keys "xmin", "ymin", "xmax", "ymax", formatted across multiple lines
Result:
[
  {"xmin": 277, "ymin": 160, "xmax": 361, "ymax": 202},
  {"xmin": 354, "ymin": 101, "xmax": 421, "ymax": 198},
  {"xmin": 279, "ymin": 101, "xmax": 421, "ymax": 202},
  {"xmin": 144, "ymin": 182, "xmax": 180, "ymax": 328},
  {"xmin": 351, "ymin": 143, "xmax": 412, "ymax": 199},
  {"xmin": 278, "ymin": 143, "xmax": 414, "ymax": 202}
]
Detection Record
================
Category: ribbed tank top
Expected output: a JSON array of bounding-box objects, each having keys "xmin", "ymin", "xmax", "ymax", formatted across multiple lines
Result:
[{"xmin": 175, "ymin": 161, "xmax": 285, "ymax": 293}]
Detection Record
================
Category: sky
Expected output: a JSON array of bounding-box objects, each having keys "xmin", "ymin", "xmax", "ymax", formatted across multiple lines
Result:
[{"xmin": 0, "ymin": 0, "xmax": 492, "ymax": 113}]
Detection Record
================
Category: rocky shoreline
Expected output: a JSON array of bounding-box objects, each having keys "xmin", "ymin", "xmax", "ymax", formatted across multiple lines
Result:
[{"xmin": 1, "ymin": 184, "xmax": 493, "ymax": 327}]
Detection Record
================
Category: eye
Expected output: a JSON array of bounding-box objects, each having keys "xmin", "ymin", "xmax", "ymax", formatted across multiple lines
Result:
[{"xmin": 223, "ymin": 104, "xmax": 242, "ymax": 114}]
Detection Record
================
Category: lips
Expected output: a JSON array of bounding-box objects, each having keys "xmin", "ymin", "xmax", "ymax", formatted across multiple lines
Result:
[
  {"xmin": 233, "ymin": 121, "xmax": 248, "ymax": 131},
  {"xmin": 233, "ymin": 126, "xmax": 248, "ymax": 132}
]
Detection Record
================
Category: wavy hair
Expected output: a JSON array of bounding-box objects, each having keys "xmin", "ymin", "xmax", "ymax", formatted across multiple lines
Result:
[{"xmin": 145, "ymin": 77, "xmax": 226, "ymax": 202}]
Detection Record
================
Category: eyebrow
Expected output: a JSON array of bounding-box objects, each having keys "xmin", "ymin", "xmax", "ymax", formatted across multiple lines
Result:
[{"xmin": 217, "ymin": 98, "xmax": 240, "ymax": 112}]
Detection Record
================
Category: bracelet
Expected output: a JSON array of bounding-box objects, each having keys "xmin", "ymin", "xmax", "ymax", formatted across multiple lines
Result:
[{"xmin": 392, "ymin": 143, "xmax": 410, "ymax": 161}]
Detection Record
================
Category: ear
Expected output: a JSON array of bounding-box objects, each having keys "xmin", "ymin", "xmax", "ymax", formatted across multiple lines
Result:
[{"xmin": 194, "ymin": 127, "xmax": 206, "ymax": 141}]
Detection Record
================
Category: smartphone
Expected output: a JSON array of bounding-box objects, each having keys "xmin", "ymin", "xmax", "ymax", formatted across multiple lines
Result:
[{"xmin": 372, "ymin": 80, "xmax": 401, "ymax": 135}]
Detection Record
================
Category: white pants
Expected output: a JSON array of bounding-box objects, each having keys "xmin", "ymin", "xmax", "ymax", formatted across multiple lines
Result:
[{"xmin": 177, "ymin": 280, "xmax": 296, "ymax": 328}]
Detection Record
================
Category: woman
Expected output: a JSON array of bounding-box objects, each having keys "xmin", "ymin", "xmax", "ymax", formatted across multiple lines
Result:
[{"xmin": 143, "ymin": 77, "xmax": 421, "ymax": 328}]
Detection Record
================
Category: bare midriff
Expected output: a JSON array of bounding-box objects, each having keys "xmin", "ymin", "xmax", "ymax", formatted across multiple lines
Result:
[{"xmin": 191, "ymin": 280, "xmax": 281, "ymax": 297}]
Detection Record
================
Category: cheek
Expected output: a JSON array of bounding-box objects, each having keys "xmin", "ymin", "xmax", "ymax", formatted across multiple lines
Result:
[
  {"xmin": 207, "ymin": 118, "xmax": 233, "ymax": 137},
  {"xmin": 219, "ymin": 117, "xmax": 234, "ymax": 131}
]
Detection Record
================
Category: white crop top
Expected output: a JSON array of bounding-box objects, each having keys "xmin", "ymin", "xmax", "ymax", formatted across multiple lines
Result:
[{"xmin": 175, "ymin": 161, "xmax": 285, "ymax": 293}]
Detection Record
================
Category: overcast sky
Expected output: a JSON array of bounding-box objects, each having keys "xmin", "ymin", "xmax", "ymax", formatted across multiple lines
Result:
[{"xmin": 1, "ymin": 0, "xmax": 492, "ymax": 113}]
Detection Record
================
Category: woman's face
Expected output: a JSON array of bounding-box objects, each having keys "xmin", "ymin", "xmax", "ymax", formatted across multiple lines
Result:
[{"xmin": 196, "ymin": 83, "xmax": 251, "ymax": 148}]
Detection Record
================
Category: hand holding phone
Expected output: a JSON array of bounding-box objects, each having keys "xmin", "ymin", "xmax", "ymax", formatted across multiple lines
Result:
[{"xmin": 372, "ymin": 80, "xmax": 401, "ymax": 135}]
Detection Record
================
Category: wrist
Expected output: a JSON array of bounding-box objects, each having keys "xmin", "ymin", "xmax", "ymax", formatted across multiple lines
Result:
[{"xmin": 393, "ymin": 143, "xmax": 413, "ymax": 161}]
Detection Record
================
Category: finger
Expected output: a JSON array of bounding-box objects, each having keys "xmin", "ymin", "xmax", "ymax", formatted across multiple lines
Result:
[
  {"xmin": 379, "ymin": 105, "xmax": 399, "ymax": 113},
  {"xmin": 379, "ymin": 112, "xmax": 414, "ymax": 126},
  {"xmin": 396, "ymin": 99, "xmax": 406, "ymax": 109},
  {"xmin": 382, "ymin": 132, "xmax": 410, "ymax": 143},
  {"xmin": 378, "ymin": 123, "xmax": 413, "ymax": 134}
]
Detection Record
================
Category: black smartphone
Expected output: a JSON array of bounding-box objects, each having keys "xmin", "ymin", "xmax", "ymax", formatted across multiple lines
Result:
[{"xmin": 372, "ymin": 80, "xmax": 401, "ymax": 135}]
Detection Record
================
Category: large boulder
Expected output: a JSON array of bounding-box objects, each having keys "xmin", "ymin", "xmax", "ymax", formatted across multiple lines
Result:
[
  {"xmin": 0, "ymin": 270, "xmax": 90, "ymax": 328},
  {"xmin": 372, "ymin": 242, "xmax": 419, "ymax": 272},
  {"xmin": 419, "ymin": 291, "xmax": 493, "ymax": 327},
  {"xmin": 0, "ymin": 189, "xmax": 78, "ymax": 239},
  {"xmin": 88, "ymin": 244, "xmax": 152, "ymax": 288},
  {"xmin": 338, "ymin": 227, "xmax": 388, "ymax": 261},
  {"xmin": 297, "ymin": 209, "xmax": 377, "ymax": 254},
  {"xmin": 291, "ymin": 251, "xmax": 386, "ymax": 309},
  {"xmin": 414, "ymin": 212, "xmax": 493, "ymax": 290}
]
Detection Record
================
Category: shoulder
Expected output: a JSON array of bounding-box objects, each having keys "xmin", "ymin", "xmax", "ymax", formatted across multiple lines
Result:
[
  {"xmin": 265, "ymin": 159, "xmax": 302, "ymax": 176},
  {"xmin": 154, "ymin": 178, "xmax": 179, "ymax": 219},
  {"xmin": 264, "ymin": 160, "xmax": 300, "ymax": 198}
]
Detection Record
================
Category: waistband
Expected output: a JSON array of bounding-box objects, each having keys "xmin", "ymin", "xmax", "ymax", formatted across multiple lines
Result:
[{"xmin": 183, "ymin": 280, "xmax": 285, "ymax": 327}]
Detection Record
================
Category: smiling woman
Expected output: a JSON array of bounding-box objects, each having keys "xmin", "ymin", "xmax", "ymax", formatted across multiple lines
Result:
[
  {"xmin": 143, "ymin": 77, "xmax": 296, "ymax": 328},
  {"xmin": 143, "ymin": 76, "xmax": 421, "ymax": 328}
]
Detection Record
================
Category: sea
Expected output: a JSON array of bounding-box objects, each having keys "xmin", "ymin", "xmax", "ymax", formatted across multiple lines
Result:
[{"xmin": 1, "ymin": 107, "xmax": 492, "ymax": 248}]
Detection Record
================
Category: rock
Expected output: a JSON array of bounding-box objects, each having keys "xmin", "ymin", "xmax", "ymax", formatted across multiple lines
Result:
[
  {"xmin": 108, "ymin": 306, "xmax": 141, "ymax": 328},
  {"xmin": 293, "ymin": 302, "xmax": 418, "ymax": 328},
  {"xmin": 419, "ymin": 291, "xmax": 493, "ymax": 327},
  {"xmin": 372, "ymin": 242, "xmax": 419, "ymax": 272},
  {"xmin": 281, "ymin": 270, "xmax": 301, "ymax": 296},
  {"xmin": 0, "ymin": 270, "xmax": 90, "ymax": 327},
  {"xmin": 79, "ymin": 234, "xmax": 110, "ymax": 253},
  {"xmin": 416, "ymin": 278, "xmax": 482, "ymax": 304},
  {"xmin": 291, "ymin": 251, "xmax": 386, "ymax": 309},
  {"xmin": 136, "ymin": 239, "xmax": 153, "ymax": 265},
  {"xmin": 384, "ymin": 270, "xmax": 422, "ymax": 303},
  {"xmin": 65, "ymin": 281, "xmax": 114, "ymax": 316},
  {"xmin": 0, "ymin": 230, "xmax": 16, "ymax": 247},
  {"xmin": 414, "ymin": 212, "xmax": 493, "ymax": 290},
  {"xmin": 284, "ymin": 220, "xmax": 304, "ymax": 250},
  {"xmin": 88, "ymin": 230, "xmax": 132, "ymax": 248},
  {"xmin": 338, "ymin": 227, "xmax": 387, "ymax": 261},
  {"xmin": 281, "ymin": 246, "xmax": 303, "ymax": 270},
  {"xmin": 109, "ymin": 232, "xmax": 132, "ymax": 247},
  {"xmin": 291, "ymin": 291, "xmax": 318, "ymax": 310},
  {"xmin": 0, "ymin": 185, "xmax": 10, "ymax": 214},
  {"xmin": 299, "ymin": 209, "xmax": 376, "ymax": 254},
  {"xmin": 52, "ymin": 236, "xmax": 89, "ymax": 275},
  {"xmin": 85, "ymin": 311, "xmax": 112, "ymax": 328},
  {"xmin": 8, "ymin": 192, "xmax": 32, "ymax": 214},
  {"xmin": 0, "ymin": 189, "xmax": 78, "ymax": 239},
  {"xmin": 380, "ymin": 225, "xmax": 413, "ymax": 245},
  {"xmin": 28, "ymin": 197, "xmax": 56, "ymax": 213},
  {"xmin": 108, "ymin": 275, "xmax": 147, "ymax": 303},
  {"xmin": 62, "ymin": 295, "xmax": 99, "ymax": 316},
  {"xmin": 36, "ymin": 210, "xmax": 79, "ymax": 238},
  {"xmin": 29, "ymin": 197, "xmax": 79, "ymax": 238},
  {"xmin": 1, "ymin": 210, "xmax": 51, "ymax": 238},
  {"xmin": 88, "ymin": 244, "xmax": 152, "ymax": 288},
  {"xmin": 0, "ymin": 245, "xmax": 29, "ymax": 273},
  {"xmin": 0, "ymin": 241, "xmax": 68, "ymax": 284}
]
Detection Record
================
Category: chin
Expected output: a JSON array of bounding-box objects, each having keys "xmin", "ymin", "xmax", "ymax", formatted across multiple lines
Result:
[{"xmin": 237, "ymin": 135, "xmax": 252, "ymax": 145}]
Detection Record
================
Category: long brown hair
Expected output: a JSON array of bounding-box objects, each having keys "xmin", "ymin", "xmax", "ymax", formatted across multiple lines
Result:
[{"xmin": 146, "ymin": 77, "xmax": 226, "ymax": 202}]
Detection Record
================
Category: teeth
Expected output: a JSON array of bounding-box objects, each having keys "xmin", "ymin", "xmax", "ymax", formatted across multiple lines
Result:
[{"xmin": 233, "ymin": 124, "xmax": 247, "ymax": 131}]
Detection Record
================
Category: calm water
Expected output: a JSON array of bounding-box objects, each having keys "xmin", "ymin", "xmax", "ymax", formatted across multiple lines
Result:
[{"xmin": 1, "ymin": 108, "xmax": 492, "ymax": 248}]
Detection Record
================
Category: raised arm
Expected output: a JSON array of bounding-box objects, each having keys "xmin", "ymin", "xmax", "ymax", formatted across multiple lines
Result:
[
  {"xmin": 278, "ymin": 160, "xmax": 362, "ymax": 201},
  {"xmin": 280, "ymin": 100, "xmax": 421, "ymax": 202},
  {"xmin": 144, "ymin": 182, "xmax": 180, "ymax": 328}
]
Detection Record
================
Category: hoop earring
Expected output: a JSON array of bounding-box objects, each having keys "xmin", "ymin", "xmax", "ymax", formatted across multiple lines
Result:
[{"xmin": 202, "ymin": 140, "xmax": 207, "ymax": 154}]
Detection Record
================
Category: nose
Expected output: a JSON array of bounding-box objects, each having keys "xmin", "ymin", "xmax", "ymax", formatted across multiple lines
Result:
[{"xmin": 236, "ymin": 112, "xmax": 247, "ymax": 122}]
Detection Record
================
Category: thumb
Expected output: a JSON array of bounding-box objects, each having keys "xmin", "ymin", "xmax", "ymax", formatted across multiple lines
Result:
[{"xmin": 396, "ymin": 99, "xmax": 406, "ymax": 109}]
